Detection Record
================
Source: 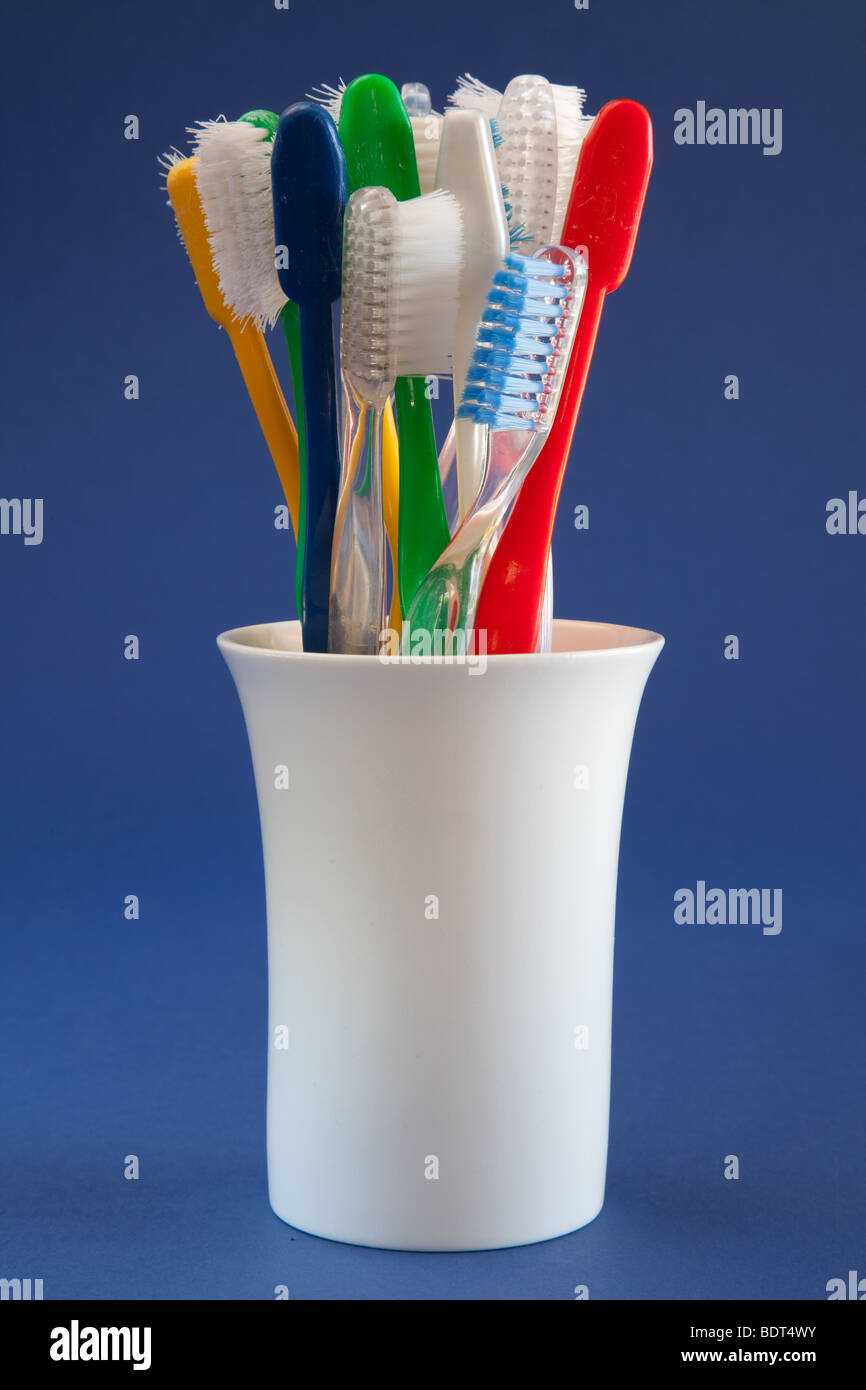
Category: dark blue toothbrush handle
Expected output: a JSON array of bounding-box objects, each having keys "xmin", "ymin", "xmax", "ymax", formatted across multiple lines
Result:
[{"xmin": 298, "ymin": 299, "xmax": 340, "ymax": 653}]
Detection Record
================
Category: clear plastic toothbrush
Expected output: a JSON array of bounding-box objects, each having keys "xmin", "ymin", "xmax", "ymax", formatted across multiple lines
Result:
[
  {"xmin": 330, "ymin": 185, "xmax": 463, "ymax": 654},
  {"xmin": 403, "ymin": 245, "xmax": 587, "ymax": 647}
]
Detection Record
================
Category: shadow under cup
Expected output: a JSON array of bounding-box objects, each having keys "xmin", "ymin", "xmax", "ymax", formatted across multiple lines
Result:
[{"xmin": 217, "ymin": 618, "xmax": 663, "ymax": 1251}]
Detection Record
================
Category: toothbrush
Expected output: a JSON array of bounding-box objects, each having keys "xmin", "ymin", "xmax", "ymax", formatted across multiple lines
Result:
[
  {"xmin": 309, "ymin": 78, "xmax": 443, "ymax": 196},
  {"xmin": 494, "ymin": 74, "xmax": 559, "ymax": 252},
  {"xmin": 434, "ymin": 77, "xmax": 562, "ymax": 508},
  {"xmin": 190, "ymin": 110, "xmax": 308, "ymax": 608},
  {"xmin": 403, "ymin": 246, "xmax": 586, "ymax": 644},
  {"xmin": 400, "ymin": 83, "xmax": 443, "ymax": 194},
  {"xmin": 494, "ymin": 76, "xmax": 561, "ymax": 652},
  {"xmin": 271, "ymin": 102, "xmax": 346, "ymax": 653},
  {"xmin": 311, "ymin": 75, "xmax": 442, "ymax": 607},
  {"xmin": 434, "ymin": 110, "xmax": 510, "ymax": 522},
  {"xmin": 475, "ymin": 99, "xmax": 654, "ymax": 652},
  {"xmin": 445, "ymin": 77, "xmax": 593, "ymax": 649},
  {"xmin": 213, "ymin": 97, "xmax": 400, "ymax": 635},
  {"xmin": 160, "ymin": 152, "xmax": 300, "ymax": 536},
  {"xmin": 337, "ymin": 74, "xmax": 451, "ymax": 619},
  {"xmin": 330, "ymin": 186, "xmax": 462, "ymax": 653},
  {"xmin": 448, "ymin": 74, "xmax": 594, "ymax": 244}
]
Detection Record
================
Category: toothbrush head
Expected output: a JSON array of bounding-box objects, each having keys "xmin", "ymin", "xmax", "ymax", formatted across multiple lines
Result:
[
  {"xmin": 271, "ymin": 101, "xmax": 347, "ymax": 306},
  {"xmin": 401, "ymin": 83, "xmax": 443, "ymax": 196},
  {"xmin": 162, "ymin": 153, "xmax": 233, "ymax": 329},
  {"xmin": 190, "ymin": 113, "xmax": 287, "ymax": 330},
  {"xmin": 447, "ymin": 74, "xmax": 502, "ymax": 119},
  {"xmin": 458, "ymin": 245, "xmax": 587, "ymax": 431},
  {"xmin": 339, "ymin": 73, "xmax": 420, "ymax": 199},
  {"xmin": 563, "ymin": 98, "xmax": 653, "ymax": 292},
  {"xmin": 495, "ymin": 75, "xmax": 559, "ymax": 254},
  {"xmin": 340, "ymin": 185, "xmax": 463, "ymax": 406},
  {"xmin": 238, "ymin": 109, "xmax": 279, "ymax": 137},
  {"xmin": 401, "ymin": 81, "xmax": 432, "ymax": 117},
  {"xmin": 549, "ymin": 85, "xmax": 594, "ymax": 243}
]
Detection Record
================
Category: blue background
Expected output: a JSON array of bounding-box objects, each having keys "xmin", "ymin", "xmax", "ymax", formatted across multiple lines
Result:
[{"xmin": 1, "ymin": 0, "xmax": 863, "ymax": 1299}]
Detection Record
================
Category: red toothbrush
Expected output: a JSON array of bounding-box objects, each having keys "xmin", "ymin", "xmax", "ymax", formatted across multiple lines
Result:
[{"xmin": 474, "ymin": 99, "xmax": 653, "ymax": 652}]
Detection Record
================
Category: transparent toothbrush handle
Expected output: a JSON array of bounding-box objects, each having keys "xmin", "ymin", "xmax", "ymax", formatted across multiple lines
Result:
[
  {"xmin": 328, "ymin": 385, "xmax": 386, "ymax": 655},
  {"xmin": 405, "ymin": 427, "xmax": 540, "ymax": 643},
  {"xmin": 438, "ymin": 420, "xmax": 459, "ymax": 535},
  {"xmin": 535, "ymin": 552, "xmax": 553, "ymax": 652}
]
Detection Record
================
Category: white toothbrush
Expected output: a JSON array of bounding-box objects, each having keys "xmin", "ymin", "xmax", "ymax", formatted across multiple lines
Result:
[
  {"xmin": 434, "ymin": 109, "xmax": 509, "ymax": 522},
  {"xmin": 331, "ymin": 186, "xmax": 463, "ymax": 654}
]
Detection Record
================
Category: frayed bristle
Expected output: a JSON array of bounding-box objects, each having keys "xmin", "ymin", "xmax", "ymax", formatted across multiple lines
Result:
[
  {"xmin": 550, "ymin": 86, "xmax": 593, "ymax": 241},
  {"xmin": 159, "ymin": 149, "xmax": 194, "ymax": 267},
  {"xmin": 191, "ymin": 117, "xmax": 286, "ymax": 330},
  {"xmin": 307, "ymin": 80, "xmax": 346, "ymax": 124},
  {"xmin": 447, "ymin": 74, "xmax": 502, "ymax": 118},
  {"xmin": 550, "ymin": 82, "xmax": 587, "ymax": 116},
  {"xmin": 458, "ymin": 251, "xmax": 577, "ymax": 430},
  {"xmin": 508, "ymin": 218, "xmax": 533, "ymax": 247},
  {"xmin": 157, "ymin": 146, "xmax": 186, "ymax": 194},
  {"xmin": 341, "ymin": 187, "xmax": 463, "ymax": 399}
]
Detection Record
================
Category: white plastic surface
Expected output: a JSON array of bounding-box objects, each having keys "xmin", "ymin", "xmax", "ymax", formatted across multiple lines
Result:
[{"xmin": 217, "ymin": 618, "xmax": 664, "ymax": 1250}]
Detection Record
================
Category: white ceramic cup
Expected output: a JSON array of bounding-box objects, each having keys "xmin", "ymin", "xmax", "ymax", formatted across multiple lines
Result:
[{"xmin": 218, "ymin": 618, "xmax": 663, "ymax": 1251}]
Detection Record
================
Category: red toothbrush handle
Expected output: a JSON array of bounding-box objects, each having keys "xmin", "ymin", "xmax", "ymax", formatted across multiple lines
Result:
[
  {"xmin": 475, "ymin": 99, "xmax": 653, "ymax": 654},
  {"xmin": 474, "ymin": 286, "xmax": 605, "ymax": 653}
]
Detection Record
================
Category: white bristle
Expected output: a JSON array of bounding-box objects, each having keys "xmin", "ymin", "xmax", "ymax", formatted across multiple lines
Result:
[
  {"xmin": 550, "ymin": 85, "xmax": 593, "ymax": 241},
  {"xmin": 394, "ymin": 190, "xmax": 462, "ymax": 376},
  {"xmin": 158, "ymin": 148, "xmax": 193, "ymax": 260},
  {"xmin": 307, "ymin": 79, "xmax": 346, "ymax": 124},
  {"xmin": 157, "ymin": 145, "xmax": 186, "ymax": 187},
  {"xmin": 191, "ymin": 117, "xmax": 286, "ymax": 330},
  {"xmin": 447, "ymin": 74, "xmax": 502, "ymax": 118},
  {"xmin": 411, "ymin": 112, "xmax": 443, "ymax": 195},
  {"xmin": 341, "ymin": 187, "xmax": 463, "ymax": 400}
]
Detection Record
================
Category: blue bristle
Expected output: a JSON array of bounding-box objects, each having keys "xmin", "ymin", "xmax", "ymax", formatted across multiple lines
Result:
[
  {"xmin": 490, "ymin": 117, "xmax": 503, "ymax": 148},
  {"xmin": 458, "ymin": 254, "xmax": 569, "ymax": 430}
]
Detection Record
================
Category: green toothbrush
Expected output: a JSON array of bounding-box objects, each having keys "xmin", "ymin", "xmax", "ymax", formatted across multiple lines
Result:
[{"xmin": 338, "ymin": 75, "xmax": 451, "ymax": 617}]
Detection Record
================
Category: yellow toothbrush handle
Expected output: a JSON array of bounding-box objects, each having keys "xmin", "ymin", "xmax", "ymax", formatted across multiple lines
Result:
[
  {"xmin": 228, "ymin": 321, "xmax": 300, "ymax": 537},
  {"xmin": 166, "ymin": 155, "xmax": 300, "ymax": 541},
  {"xmin": 382, "ymin": 399, "xmax": 401, "ymax": 637}
]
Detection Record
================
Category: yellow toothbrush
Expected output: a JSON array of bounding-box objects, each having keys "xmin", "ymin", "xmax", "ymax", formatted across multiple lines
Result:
[
  {"xmin": 382, "ymin": 405, "xmax": 401, "ymax": 635},
  {"xmin": 164, "ymin": 155, "xmax": 300, "ymax": 538}
]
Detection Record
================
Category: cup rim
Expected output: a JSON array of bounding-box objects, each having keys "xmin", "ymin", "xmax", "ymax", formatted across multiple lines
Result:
[{"xmin": 216, "ymin": 618, "xmax": 665, "ymax": 663}]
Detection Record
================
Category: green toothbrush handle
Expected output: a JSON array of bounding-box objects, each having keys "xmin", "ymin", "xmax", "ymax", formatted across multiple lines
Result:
[
  {"xmin": 395, "ymin": 375, "xmax": 450, "ymax": 616},
  {"xmin": 280, "ymin": 300, "xmax": 307, "ymax": 617}
]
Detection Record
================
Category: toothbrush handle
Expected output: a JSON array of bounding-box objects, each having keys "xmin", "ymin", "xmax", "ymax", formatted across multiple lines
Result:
[
  {"xmin": 394, "ymin": 376, "xmax": 450, "ymax": 616},
  {"xmin": 280, "ymin": 301, "xmax": 307, "ymax": 616},
  {"xmin": 227, "ymin": 320, "xmax": 300, "ymax": 539},
  {"xmin": 405, "ymin": 429, "xmax": 539, "ymax": 641},
  {"xmin": 382, "ymin": 401, "xmax": 403, "ymax": 634},
  {"xmin": 474, "ymin": 286, "xmax": 606, "ymax": 652},
  {"xmin": 329, "ymin": 389, "xmax": 387, "ymax": 654},
  {"xmin": 297, "ymin": 298, "xmax": 341, "ymax": 653}
]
